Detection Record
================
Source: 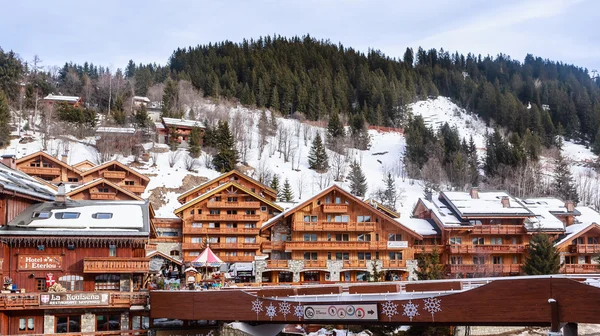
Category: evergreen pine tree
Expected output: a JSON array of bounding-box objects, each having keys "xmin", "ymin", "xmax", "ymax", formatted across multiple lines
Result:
[
  {"xmin": 134, "ymin": 104, "xmax": 150, "ymax": 129},
  {"xmin": 188, "ymin": 126, "xmax": 202, "ymax": 158},
  {"xmin": 281, "ymin": 178, "xmax": 294, "ymax": 202},
  {"xmin": 112, "ymin": 96, "xmax": 126, "ymax": 125},
  {"xmin": 348, "ymin": 159, "xmax": 367, "ymax": 197},
  {"xmin": 552, "ymin": 151, "xmax": 579, "ymax": 203},
  {"xmin": 0, "ymin": 90, "xmax": 9, "ymax": 148},
  {"xmin": 382, "ymin": 173, "xmax": 398, "ymax": 210},
  {"xmin": 212, "ymin": 120, "xmax": 238, "ymax": 172},
  {"xmin": 308, "ymin": 133, "xmax": 329, "ymax": 171},
  {"xmin": 270, "ymin": 174, "xmax": 280, "ymax": 196},
  {"xmin": 592, "ymin": 128, "xmax": 600, "ymax": 155},
  {"xmin": 327, "ymin": 110, "xmax": 345, "ymax": 144},
  {"xmin": 522, "ymin": 233, "xmax": 561, "ymax": 275},
  {"xmin": 415, "ymin": 247, "xmax": 443, "ymax": 280},
  {"xmin": 168, "ymin": 127, "xmax": 180, "ymax": 151},
  {"xmin": 161, "ymin": 79, "xmax": 178, "ymax": 118}
]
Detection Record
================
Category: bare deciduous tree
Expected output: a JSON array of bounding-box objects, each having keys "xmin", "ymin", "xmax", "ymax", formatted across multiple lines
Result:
[
  {"xmin": 201, "ymin": 152, "xmax": 213, "ymax": 169},
  {"xmin": 313, "ymin": 171, "xmax": 332, "ymax": 191},
  {"xmin": 296, "ymin": 172, "xmax": 307, "ymax": 199},
  {"xmin": 255, "ymin": 160, "xmax": 273, "ymax": 186},
  {"xmin": 184, "ymin": 154, "xmax": 200, "ymax": 172},
  {"xmin": 168, "ymin": 150, "xmax": 183, "ymax": 168}
]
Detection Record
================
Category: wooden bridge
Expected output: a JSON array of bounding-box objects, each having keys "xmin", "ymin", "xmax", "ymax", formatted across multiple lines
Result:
[{"xmin": 150, "ymin": 275, "xmax": 600, "ymax": 335}]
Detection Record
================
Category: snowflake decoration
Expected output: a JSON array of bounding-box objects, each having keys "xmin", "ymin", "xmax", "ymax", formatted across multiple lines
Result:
[
  {"xmin": 423, "ymin": 297, "xmax": 442, "ymax": 321},
  {"xmin": 251, "ymin": 298, "xmax": 263, "ymax": 320},
  {"xmin": 380, "ymin": 300, "xmax": 399, "ymax": 321},
  {"xmin": 279, "ymin": 301, "xmax": 291, "ymax": 320},
  {"xmin": 402, "ymin": 300, "xmax": 420, "ymax": 321},
  {"xmin": 293, "ymin": 304, "xmax": 305, "ymax": 320},
  {"xmin": 265, "ymin": 303, "xmax": 277, "ymax": 320}
]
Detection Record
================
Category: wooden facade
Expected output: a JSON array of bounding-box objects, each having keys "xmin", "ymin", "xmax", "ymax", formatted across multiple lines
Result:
[
  {"xmin": 80, "ymin": 161, "xmax": 149, "ymax": 196},
  {"xmin": 15, "ymin": 152, "xmax": 83, "ymax": 183},
  {"xmin": 556, "ymin": 223, "xmax": 600, "ymax": 274},
  {"xmin": 67, "ymin": 179, "xmax": 143, "ymax": 201}
]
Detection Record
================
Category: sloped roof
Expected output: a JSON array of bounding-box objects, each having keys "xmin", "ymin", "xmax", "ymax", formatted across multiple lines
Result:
[
  {"xmin": 440, "ymin": 191, "xmax": 533, "ymax": 217},
  {"xmin": 398, "ymin": 217, "xmax": 440, "ymax": 236},
  {"xmin": 146, "ymin": 250, "xmax": 182, "ymax": 265},
  {"xmin": 43, "ymin": 94, "xmax": 80, "ymax": 103},
  {"xmin": 72, "ymin": 160, "xmax": 97, "ymax": 171},
  {"xmin": 16, "ymin": 151, "xmax": 82, "ymax": 173},
  {"xmin": 80, "ymin": 160, "xmax": 149, "ymax": 182},
  {"xmin": 555, "ymin": 207, "xmax": 600, "ymax": 247},
  {"xmin": 162, "ymin": 117, "xmax": 205, "ymax": 128},
  {"xmin": 0, "ymin": 162, "xmax": 56, "ymax": 201},
  {"xmin": 177, "ymin": 170, "xmax": 276, "ymax": 203},
  {"xmin": 66, "ymin": 178, "xmax": 143, "ymax": 200},
  {"xmin": 365, "ymin": 199, "xmax": 401, "ymax": 218},
  {"xmin": 174, "ymin": 181, "xmax": 282, "ymax": 215}
]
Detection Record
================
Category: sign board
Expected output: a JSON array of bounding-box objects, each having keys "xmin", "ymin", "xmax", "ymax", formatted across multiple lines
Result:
[
  {"xmin": 387, "ymin": 241, "xmax": 408, "ymax": 249},
  {"xmin": 303, "ymin": 304, "xmax": 378, "ymax": 321},
  {"xmin": 155, "ymin": 329, "xmax": 218, "ymax": 336},
  {"xmin": 18, "ymin": 255, "xmax": 62, "ymax": 270},
  {"xmin": 40, "ymin": 292, "xmax": 110, "ymax": 306}
]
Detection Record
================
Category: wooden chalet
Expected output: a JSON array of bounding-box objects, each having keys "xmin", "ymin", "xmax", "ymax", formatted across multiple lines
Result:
[
  {"xmin": 174, "ymin": 180, "xmax": 282, "ymax": 270},
  {"xmin": 72, "ymin": 160, "xmax": 96, "ymax": 172},
  {"xmin": 66, "ymin": 178, "xmax": 143, "ymax": 201},
  {"xmin": 157, "ymin": 117, "xmax": 204, "ymax": 146},
  {"xmin": 80, "ymin": 160, "xmax": 150, "ymax": 196},
  {"xmin": 15, "ymin": 151, "xmax": 83, "ymax": 183},
  {"xmin": 43, "ymin": 94, "xmax": 82, "ymax": 107},
  {"xmin": 148, "ymin": 217, "xmax": 183, "ymax": 260},
  {"xmin": 0, "ymin": 195, "xmax": 153, "ymax": 334},
  {"xmin": 258, "ymin": 184, "xmax": 422, "ymax": 284},
  {"xmin": 177, "ymin": 170, "xmax": 278, "ymax": 204},
  {"xmin": 554, "ymin": 206, "xmax": 600, "ymax": 274}
]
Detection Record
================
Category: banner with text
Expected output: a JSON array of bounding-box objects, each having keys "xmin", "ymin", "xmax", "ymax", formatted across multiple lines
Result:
[
  {"xmin": 40, "ymin": 292, "xmax": 110, "ymax": 306},
  {"xmin": 18, "ymin": 255, "xmax": 62, "ymax": 270},
  {"xmin": 303, "ymin": 304, "xmax": 378, "ymax": 320}
]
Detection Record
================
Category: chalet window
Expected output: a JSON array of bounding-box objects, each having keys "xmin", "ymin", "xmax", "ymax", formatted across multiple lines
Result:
[
  {"xmin": 245, "ymin": 197, "xmax": 253, "ymax": 202},
  {"xmin": 125, "ymin": 181, "xmax": 135, "ymax": 186},
  {"xmin": 358, "ymin": 252, "xmax": 372, "ymax": 260},
  {"xmin": 226, "ymin": 237, "xmax": 237, "ymax": 243},
  {"xmin": 388, "ymin": 233, "xmax": 403, "ymax": 241},
  {"xmin": 56, "ymin": 315, "xmax": 81, "ymax": 333},
  {"xmin": 511, "ymin": 237, "xmax": 518, "ymax": 244},
  {"xmin": 131, "ymin": 315, "xmax": 150, "ymax": 330},
  {"xmin": 225, "ymin": 252, "xmax": 237, "ymax": 256},
  {"xmin": 170, "ymin": 250, "xmax": 180, "ymax": 257},
  {"xmin": 109, "ymin": 245, "xmax": 117, "ymax": 257},
  {"xmin": 588, "ymin": 237, "xmax": 599, "ymax": 244},
  {"xmin": 226, "ymin": 210, "xmax": 238, "ymax": 215},
  {"xmin": 245, "ymin": 223, "xmax": 256, "ymax": 228},
  {"xmin": 491, "ymin": 237, "xmax": 503, "ymax": 245},
  {"xmin": 251, "ymin": 188, "xmax": 256, "ymax": 193},
  {"xmin": 95, "ymin": 274, "xmax": 120, "ymax": 291},
  {"xmin": 469, "ymin": 220, "xmax": 482, "ymax": 225},
  {"xmin": 261, "ymin": 206, "xmax": 267, "ymax": 212},
  {"xmin": 492, "ymin": 256, "xmax": 503, "ymax": 264},
  {"xmin": 30, "ymin": 161, "xmax": 39, "ymax": 167},
  {"xmin": 32, "ymin": 210, "xmax": 51, "ymax": 219},
  {"xmin": 98, "ymin": 188, "xmax": 109, "ymax": 193},
  {"xmin": 513, "ymin": 256, "xmax": 519, "ymax": 264},
  {"xmin": 208, "ymin": 222, "xmax": 218, "ymax": 228},
  {"xmin": 160, "ymin": 231, "xmax": 178, "ymax": 237},
  {"xmin": 449, "ymin": 237, "xmax": 462, "ymax": 245},
  {"xmin": 59, "ymin": 275, "xmax": 83, "ymax": 291},
  {"xmin": 565, "ymin": 256, "xmax": 577, "ymax": 264},
  {"xmin": 389, "ymin": 252, "xmax": 403, "ymax": 260},
  {"xmin": 245, "ymin": 237, "xmax": 256, "ymax": 243},
  {"xmin": 226, "ymin": 223, "xmax": 237, "ymax": 228},
  {"xmin": 207, "ymin": 237, "xmax": 218, "ymax": 243},
  {"xmin": 572, "ymin": 237, "xmax": 584, "ymax": 245},
  {"xmin": 489, "ymin": 219, "xmax": 499, "ymax": 224},
  {"xmin": 55, "ymin": 212, "xmax": 80, "ymax": 219},
  {"xmin": 36, "ymin": 278, "xmax": 47, "ymax": 291},
  {"xmin": 227, "ymin": 197, "xmax": 238, "ymax": 202},
  {"xmin": 304, "ymin": 252, "xmax": 318, "ymax": 260},
  {"xmin": 18, "ymin": 317, "xmax": 35, "ymax": 332},
  {"xmin": 96, "ymin": 314, "xmax": 120, "ymax": 331},
  {"xmin": 335, "ymin": 234, "xmax": 349, "ymax": 242},
  {"xmin": 197, "ymin": 209, "xmax": 202, "ymax": 214},
  {"xmin": 357, "ymin": 215, "xmax": 371, "ymax": 223},
  {"xmin": 357, "ymin": 234, "xmax": 371, "ymax": 242},
  {"xmin": 450, "ymin": 256, "xmax": 463, "ymax": 265},
  {"xmin": 334, "ymin": 197, "xmax": 341, "ymax": 204},
  {"xmin": 335, "ymin": 252, "xmax": 349, "ymax": 260},
  {"xmin": 189, "ymin": 252, "xmax": 200, "ymax": 257},
  {"xmin": 191, "ymin": 237, "xmax": 202, "ymax": 244},
  {"xmin": 473, "ymin": 256, "xmax": 485, "ymax": 265},
  {"xmin": 303, "ymin": 233, "xmax": 318, "ymax": 242},
  {"xmin": 92, "ymin": 213, "xmax": 113, "ymax": 219},
  {"xmin": 472, "ymin": 237, "xmax": 484, "ymax": 245},
  {"xmin": 246, "ymin": 210, "xmax": 257, "ymax": 215},
  {"xmin": 67, "ymin": 177, "xmax": 78, "ymax": 182},
  {"xmin": 210, "ymin": 210, "xmax": 221, "ymax": 215},
  {"xmin": 244, "ymin": 251, "xmax": 256, "ymax": 256},
  {"xmin": 325, "ymin": 196, "xmax": 331, "ymax": 204},
  {"xmin": 190, "ymin": 209, "xmax": 194, "ymax": 215},
  {"xmin": 334, "ymin": 215, "xmax": 349, "ymax": 223},
  {"xmin": 303, "ymin": 216, "xmax": 318, "ymax": 222},
  {"xmin": 356, "ymin": 271, "xmax": 369, "ymax": 282},
  {"xmin": 214, "ymin": 196, "xmax": 222, "ymax": 201},
  {"xmin": 191, "ymin": 222, "xmax": 202, "ymax": 228}
]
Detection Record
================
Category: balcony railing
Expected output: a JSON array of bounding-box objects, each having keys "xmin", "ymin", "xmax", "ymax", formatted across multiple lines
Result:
[
  {"xmin": 183, "ymin": 227, "xmax": 259, "ymax": 235},
  {"xmin": 194, "ymin": 214, "xmax": 261, "ymax": 221},
  {"xmin": 83, "ymin": 257, "xmax": 149, "ymax": 273},
  {"xmin": 449, "ymin": 264, "xmax": 522, "ymax": 274},
  {"xmin": 285, "ymin": 241, "xmax": 371, "ymax": 250},
  {"xmin": 266, "ymin": 260, "xmax": 289, "ymax": 268},
  {"xmin": 182, "ymin": 242, "xmax": 205, "ymax": 250},
  {"xmin": 103, "ymin": 170, "xmax": 126, "ymax": 179},
  {"xmin": 261, "ymin": 241, "xmax": 287, "ymax": 251},
  {"xmin": 221, "ymin": 255, "xmax": 257, "ymax": 262},
  {"xmin": 207, "ymin": 201, "xmax": 261, "ymax": 209},
  {"xmin": 20, "ymin": 166, "xmax": 61, "ymax": 176},
  {"xmin": 89, "ymin": 191, "xmax": 117, "ymax": 200},
  {"xmin": 209, "ymin": 242, "xmax": 260, "ymax": 250},
  {"xmin": 0, "ymin": 292, "xmax": 149, "ymax": 310},
  {"xmin": 449, "ymin": 244, "xmax": 526, "ymax": 254},
  {"xmin": 383, "ymin": 259, "xmax": 407, "ymax": 268},
  {"xmin": 123, "ymin": 184, "xmax": 145, "ymax": 194},
  {"xmin": 303, "ymin": 260, "xmax": 327, "ymax": 268},
  {"xmin": 413, "ymin": 245, "xmax": 440, "ymax": 253},
  {"xmin": 293, "ymin": 221, "xmax": 376, "ymax": 231},
  {"xmin": 323, "ymin": 204, "xmax": 348, "ymax": 213},
  {"xmin": 569, "ymin": 244, "xmax": 600, "ymax": 254},
  {"xmin": 562, "ymin": 264, "xmax": 600, "ymax": 273},
  {"xmin": 471, "ymin": 225, "xmax": 524, "ymax": 235}
]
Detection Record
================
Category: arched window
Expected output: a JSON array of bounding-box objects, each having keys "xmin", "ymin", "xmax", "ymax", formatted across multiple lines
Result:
[
  {"xmin": 170, "ymin": 250, "xmax": 180, "ymax": 257},
  {"xmin": 95, "ymin": 274, "xmax": 120, "ymax": 291},
  {"xmin": 59, "ymin": 275, "xmax": 84, "ymax": 291}
]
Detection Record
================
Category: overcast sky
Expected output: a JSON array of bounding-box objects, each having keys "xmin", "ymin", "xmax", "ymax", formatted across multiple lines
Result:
[{"xmin": 2, "ymin": 0, "xmax": 598, "ymax": 72}]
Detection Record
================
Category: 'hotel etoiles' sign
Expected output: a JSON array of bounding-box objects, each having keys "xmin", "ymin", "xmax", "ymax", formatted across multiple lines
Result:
[
  {"xmin": 18, "ymin": 256, "xmax": 63, "ymax": 270},
  {"xmin": 40, "ymin": 292, "xmax": 110, "ymax": 306}
]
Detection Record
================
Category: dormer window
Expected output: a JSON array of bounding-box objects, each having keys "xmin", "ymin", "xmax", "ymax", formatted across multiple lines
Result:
[
  {"xmin": 55, "ymin": 212, "xmax": 80, "ymax": 219},
  {"xmin": 125, "ymin": 181, "xmax": 134, "ymax": 186},
  {"xmin": 32, "ymin": 211, "xmax": 52, "ymax": 219},
  {"xmin": 92, "ymin": 213, "xmax": 113, "ymax": 219}
]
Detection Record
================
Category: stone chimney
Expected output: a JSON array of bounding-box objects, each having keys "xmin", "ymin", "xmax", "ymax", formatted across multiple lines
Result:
[
  {"xmin": 501, "ymin": 196, "xmax": 510, "ymax": 208},
  {"xmin": 61, "ymin": 154, "xmax": 68, "ymax": 163},
  {"xmin": 56, "ymin": 183, "xmax": 66, "ymax": 204},
  {"xmin": 1, "ymin": 154, "xmax": 16, "ymax": 169},
  {"xmin": 469, "ymin": 187, "xmax": 479, "ymax": 199},
  {"xmin": 565, "ymin": 200, "xmax": 575, "ymax": 212}
]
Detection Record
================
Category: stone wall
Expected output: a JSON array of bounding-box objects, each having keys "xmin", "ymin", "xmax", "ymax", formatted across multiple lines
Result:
[
  {"xmin": 288, "ymin": 260, "xmax": 304, "ymax": 282},
  {"xmin": 155, "ymin": 242, "xmax": 182, "ymax": 257},
  {"xmin": 254, "ymin": 260, "xmax": 267, "ymax": 283},
  {"xmin": 327, "ymin": 260, "xmax": 343, "ymax": 281},
  {"xmin": 406, "ymin": 259, "xmax": 418, "ymax": 281},
  {"xmin": 81, "ymin": 313, "xmax": 95, "ymax": 333},
  {"xmin": 43, "ymin": 314, "xmax": 55, "ymax": 334}
]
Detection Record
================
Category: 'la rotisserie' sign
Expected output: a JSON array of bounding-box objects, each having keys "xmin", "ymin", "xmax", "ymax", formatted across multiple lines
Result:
[{"xmin": 18, "ymin": 256, "xmax": 62, "ymax": 270}]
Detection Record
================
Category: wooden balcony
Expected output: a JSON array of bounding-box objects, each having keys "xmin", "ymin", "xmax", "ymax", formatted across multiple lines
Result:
[
  {"xmin": 221, "ymin": 255, "xmax": 256, "ymax": 262},
  {"xmin": 323, "ymin": 204, "xmax": 348, "ymax": 213},
  {"xmin": 0, "ymin": 291, "xmax": 149, "ymax": 310},
  {"xmin": 383, "ymin": 259, "xmax": 407, "ymax": 268},
  {"xmin": 414, "ymin": 245, "xmax": 440, "ymax": 253},
  {"xmin": 194, "ymin": 214, "xmax": 261, "ymax": 221},
  {"xmin": 182, "ymin": 242, "xmax": 205, "ymax": 250},
  {"xmin": 266, "ymin": 260, "xmax": 290, "ymax": 268},
  {"xmin": 261, "ymin": 241, "xmax": 287, "ymax": 251},
  {"xmin": 209, "ymin": 242, "xmax": 260, "ymax": 250},
  {"xmin": 569, "ymin": 244, "xmax": 600, "ymax": 254},
  {"xmin": 83, "ymin": 257, "xmax": 149, "ymax": 273},
  {"xmin": 103, "ymin": 170, "xmax": 126, "ymax": 179},
  {"xmin": 293, "ymin": 221, "xmax": 376, "ymax": 231},
  {"xmin": 183, "ymin": 226, "xmax": 259, "ymax": 235},
  {"xmin": 285, "ymin": 241, "xmax": 371, "ymax": 250},
  {"xmin": 123, "ymin": 184, "xmax": 146, "ymax": 194},
  {"xmin": 471, "ymin": 225, "xmax": 524, "ymax": 235},
  {"xmin": 449, "ymin": 264, "xmax": 522, "ymax": 274},
  {"xmin": 20, "ymin": 166, "xmax": 61, "ymax": 176},
  {"xmin": 449, "ymin": 244, "xmax": 526, "ymax": 254},
  {"xmin": 562, "ymin": 264, "xmax": 600, "ymax": 273},
  {"xmin": 304, "ymin": 260, "xmax": 327, "ymax": 268},
  {"xmin": 207, "ymin": 201, "xmax": 261, "ymax": 209},
  {"xmin": 89, "ymin": 191, "xmax": 117, "ymax": 200}
]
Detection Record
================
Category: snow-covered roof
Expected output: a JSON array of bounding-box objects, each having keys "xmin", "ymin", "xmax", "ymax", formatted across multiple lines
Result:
[
  {"xmin": 0, "ymin": 161, "xmax": 56, "ymax": 201},
  {"xmin": 440, "ymin": 191, "xmax": 532, "ymax": 217},
  {"xmin": 397, "ymin": 217, "xmax": 440, "ymax": 236},
  {"xmin": 554, "ymin": 207, "xmax": 600, "ymax": 246},
  {"xmin": 154, "ymin": 122, "xmax": 166, "ymax": 130},
  {"xmin": 2, "ymin": 199, "xmax": 151, "ymax": 236},
  {"xmin": 520, "ymin": 197, "xmax": 579, "ymax": 215},
  {"xmin": 133, "ymin": 96, "xmax": 151, "ymax": 102},
  {"xmin": 96, "ymin": 127, "xmax": 136, "ymax": 134},
  {"xmin": 43, "ymin": 94, "xmax": 80, "ymax": 103},
  {"xmin": 524, "ymin": 207, "xmax": 565, "ymax": 232},
  {"xmin": 162, "ymin": 117, "xmax": 204, "ymax": 129},
  {"xmin": 419, "ymin": 198, "xmax": 464, "ymax": 227}
]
